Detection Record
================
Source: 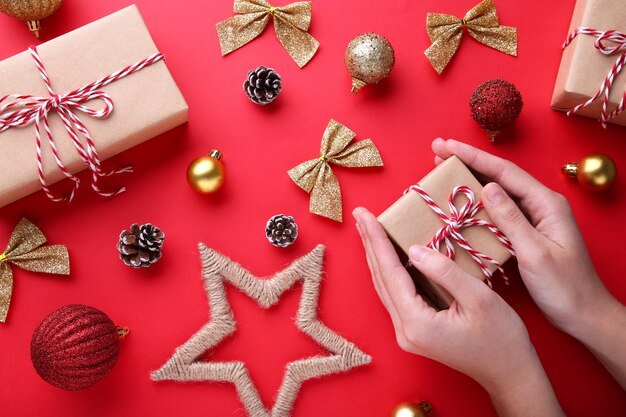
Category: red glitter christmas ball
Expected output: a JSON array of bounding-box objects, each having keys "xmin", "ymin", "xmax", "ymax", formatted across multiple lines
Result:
[
  {"xmin": 470, "ymin": 79, "xmax": 523, "ymax": 142},
  {"xmin": 30, "ymin": 304, "xmax": 126, "ymax": 390}
]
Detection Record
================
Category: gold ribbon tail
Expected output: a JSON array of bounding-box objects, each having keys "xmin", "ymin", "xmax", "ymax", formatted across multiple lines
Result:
[
  {"xmin": 272, "ymin": 6, "xmax": 320, "ymax": 68},
  {"xmin": 0, "ymin": 264, "xmax": 14, "ymax": 323},
  {"xmin": 309, "ymin": 163, "xmax": 343, "ymax": 222}
]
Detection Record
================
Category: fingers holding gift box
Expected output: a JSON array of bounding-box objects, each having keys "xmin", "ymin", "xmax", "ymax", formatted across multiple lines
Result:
[{"xmin": 377, "ymin": 154, "xmax": 515, "ymax": 310}]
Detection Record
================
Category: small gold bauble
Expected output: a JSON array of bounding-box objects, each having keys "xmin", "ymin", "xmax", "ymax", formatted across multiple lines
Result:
[
  {"xmin": 186, "ymin": 150, "xmax": 225, "ymax": 194},
  {"xmin": 0, "ymin": 0, "xmax": 63, "ymax": 38},
  {"xmin": 345, "ymin": 32, "xmax": 395, "ymax": 94},
  {"xmin": 391, "ymin": 401, "xmax": 432, "ymax": 417},
  {"xmin": 562, "ymin": 153, "xmax": 617, "ymax": 191}
]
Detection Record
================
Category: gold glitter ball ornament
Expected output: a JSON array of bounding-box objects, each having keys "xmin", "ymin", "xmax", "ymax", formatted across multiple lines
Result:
[
  {"xmin": 0, "ymin": 0, "xmax": 63, "ymax": 38},
  {"xmin": 391, "ymin": 401, "xmax": 433, "ymax": 417},
  {"xmin": 186, "ymin": 150, "xmax": 225, "ymax": 194},
  {"xmin": 345, "ymin": 32, "xmax": 395, "ymax": 93},
  {"xmin": 562, "ymin": 154, "xmax": 617, "ymax": 191}
]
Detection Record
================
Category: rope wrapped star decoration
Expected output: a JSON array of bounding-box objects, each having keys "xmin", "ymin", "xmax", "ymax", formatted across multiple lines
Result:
[{"xmin": 151, "ymin": 244, "xmax": 371, "ymax": 417}]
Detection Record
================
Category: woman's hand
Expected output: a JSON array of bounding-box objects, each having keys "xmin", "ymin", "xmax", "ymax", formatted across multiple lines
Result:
[
  {"xmin": 353, "ymin": 207, "xmax": 565, "ymax": 417},
  {"xmin": 431, "ymin": 138, "xmax": 626, "ymax": 388},
  {"xmin": 431, "ymin": 138, "xmax": 609, "ymax": 336}
]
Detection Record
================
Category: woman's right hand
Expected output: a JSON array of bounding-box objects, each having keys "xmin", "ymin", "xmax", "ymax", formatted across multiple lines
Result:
[{"xmin": 432, "ymin": 138, "xmax": 626, "ymax": 388}]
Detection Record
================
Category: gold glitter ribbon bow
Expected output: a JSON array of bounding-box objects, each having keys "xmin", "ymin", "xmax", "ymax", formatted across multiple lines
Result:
[
  {"xmin": 0, "ymin": 218, "xmax": 69, "ymax": 323},
  {"xmin": 424, "ymin": 0, "xmax": 517, "ymax": 74},
  {"xmin": 288, "ymin": 119, "xmax": 383, "ymax": 222},
  {"xmin": 216, "ymin": 0, "xmax": 320, "ymax": 68}
]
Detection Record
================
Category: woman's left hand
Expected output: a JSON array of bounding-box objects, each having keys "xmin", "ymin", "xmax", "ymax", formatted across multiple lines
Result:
[{"xmin": 353, "ymin": 207, "xmax": 565, "ymax": 417}]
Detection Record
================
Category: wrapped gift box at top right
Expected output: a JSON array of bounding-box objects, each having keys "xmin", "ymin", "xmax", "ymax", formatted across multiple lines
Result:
[{"xmin": 551, "ymin": 0, "xmax": 626, "ymax": 127}]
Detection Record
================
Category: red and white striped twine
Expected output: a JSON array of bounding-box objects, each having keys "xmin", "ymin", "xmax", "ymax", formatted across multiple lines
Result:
[
  {"xmin": 563, "ymin": 27, "xmax": 626, "ymax": 128},
  {"xmin": 404, "ymin": 184, "xmax": 515, "ymax": 286},
  {"xmin": 0, "ymin": 46, "xmax": 164, "ymax": 202}
]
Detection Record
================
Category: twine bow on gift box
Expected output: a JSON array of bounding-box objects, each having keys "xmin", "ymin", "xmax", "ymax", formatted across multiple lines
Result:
[
  {"xmin": 288, "ymin": 119, "xmax": 383, "ymax": 222},
  {"xmin": 0, "ymin": 46, "xmax": 164, "ymax": 203},
  {"xmin": 216, "ymin": 0, "xmax": 320, "ymax": 68},
  {"xmin": 405, "ymin": 184, "xmax": 515, "ymax": 284},
  {"xmin": 424, "ymin": 0, "xmax": 517, "ymax": 74},
  {"xmin": 563, "ymin": 28, "xmax": 626, "ymax": 127},
  {"xmin": 0, "ymin": 218, "xmax": 69, "ymax": 323}
]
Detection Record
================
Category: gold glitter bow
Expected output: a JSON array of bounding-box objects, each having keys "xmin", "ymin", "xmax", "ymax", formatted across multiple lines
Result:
[
  {"xmin": 0, "ymin": 218, "xmax": 69, "ymax": 323},
  {"xmin": 425, "ymin": 0, "xmax": 517, "ymax": 74},
  {"xmin": 216, "ymin": 0, "xmax": 320, "ymax": 68},
  {"xmin": 288, "ymin": 119, "xmax": 383, "ymax": 222}
]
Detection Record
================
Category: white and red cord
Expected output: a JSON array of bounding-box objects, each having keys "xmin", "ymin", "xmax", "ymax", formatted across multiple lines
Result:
[
  {"xmin": 404, "ymin": 184, "xmax": 516, "ymax": 286},
  {"xmin": 563, "ymin": 27, "xmax": 626, "ymax": 127},
  {"xmin": 0, "ymin": 46, "xmax": 164, "ymax": 202}
]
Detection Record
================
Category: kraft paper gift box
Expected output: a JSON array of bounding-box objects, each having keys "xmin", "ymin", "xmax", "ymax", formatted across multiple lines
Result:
[
  {"xmin": 551, "ymin": 0, "xmax": 626, "ymax": 126},
  {"xmin": 377, "ymin": 156, "xmax": 512, "ymax": 310},
  {"xmin": 0, "ymin": 5, "xmax": 188, "ymax": 208}
]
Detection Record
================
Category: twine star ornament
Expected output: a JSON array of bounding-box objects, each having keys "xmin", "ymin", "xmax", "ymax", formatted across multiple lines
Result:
[{"xmin": 152, "ymin": 244, "xmax": 371, "ymax": 417}]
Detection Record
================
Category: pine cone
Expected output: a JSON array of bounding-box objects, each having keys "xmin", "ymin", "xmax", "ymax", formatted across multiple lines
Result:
[
  {"xmin": 265, "ymin": 214, "xmax": 298, "ymax": 247},
  {"xmin": 117, "ymin": 223, "xmax": 165, "ymax": 268},
  {"xmin": 244, "ymin": 66, "xmax": 282, "ymax": 105}
]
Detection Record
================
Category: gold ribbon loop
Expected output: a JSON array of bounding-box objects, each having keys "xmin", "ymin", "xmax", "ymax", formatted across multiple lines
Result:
[
  {"xmin": 288, "ymin": 120, "xmax": 383, "ymax": 222},
  {"xmin": 424, "ymin": 0, "xmax": 517, "ymax": 74},
  {"xmin": 0, "ymin": 218, "xmax": 69, "ymax": 323},
  {"xmin": 216, "ymin": 0, "xmax": 320, "ymax": 68}
]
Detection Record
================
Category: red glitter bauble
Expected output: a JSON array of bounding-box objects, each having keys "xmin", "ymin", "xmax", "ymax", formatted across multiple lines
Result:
[
  {"xmin": 30, "ymin": 304, "xmax": 123, "ymax": 390},
  {"xmin": 470, "ymin": 79, "xmax": 523, "ymax": 142}
]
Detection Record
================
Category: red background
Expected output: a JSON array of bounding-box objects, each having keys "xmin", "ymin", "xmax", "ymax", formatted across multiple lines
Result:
[{"xmin": 1, "ymin": 0, "xmax": 625, "ymax": 416}]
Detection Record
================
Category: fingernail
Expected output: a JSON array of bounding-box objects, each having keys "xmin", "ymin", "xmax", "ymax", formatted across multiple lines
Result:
[
  {"xmin": 352, "ymin": 208, "xmax": 362, "ymax": 223},
  {"xmin": 355, "ymin": 221, "xmax": 363, "ymax": 237},
  {"xmin": 410, "ymin": 246, "xmax": 429, "ymax": 262},
  {"xmin": 485, "ymin": 183, "xmax": 504, "ymax": 205}
]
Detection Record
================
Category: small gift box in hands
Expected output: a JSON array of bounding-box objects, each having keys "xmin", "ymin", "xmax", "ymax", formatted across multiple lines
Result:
[{"xmin": 378, "ymin": 156, "xmax": 515, "ymax": 310}]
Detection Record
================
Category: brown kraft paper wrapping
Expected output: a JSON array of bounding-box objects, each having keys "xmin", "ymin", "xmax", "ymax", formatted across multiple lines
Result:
[
  {"xmin": 0, "ymin": 5, "xmax": 189, "ymax": 208},
  {"xmin": 378, "ymin": 156, "xmax": 512, "ymax": 309},
  {"xmin": 551, "ymin": 0, "xmax": 626, "ymax": 126}
]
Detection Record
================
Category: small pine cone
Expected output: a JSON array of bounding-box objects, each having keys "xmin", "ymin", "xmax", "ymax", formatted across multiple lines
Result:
[
  {"xmin": 265, "ymin": 214, "xmax": 298, "ymax": 247},
  {"xmin": 244, "ymin": 66, "xmax": 282, "ymax": 105},
  {"xmin": 117, "ymin": 223, "xmax": 165, "ymax": 268}
]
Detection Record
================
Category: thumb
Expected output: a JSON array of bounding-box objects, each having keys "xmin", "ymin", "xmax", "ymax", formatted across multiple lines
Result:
[
  {"xmin": 409, "ymin": 246, "xmax": 488, "ymax": 306},
  {"xmin": 482, "ymin": 183, "xmax": 542, "ymax": 253}
]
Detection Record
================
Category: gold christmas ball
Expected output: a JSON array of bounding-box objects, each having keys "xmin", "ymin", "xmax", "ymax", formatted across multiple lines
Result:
[
  {"xmin": 562, "ymin": 153, "xmax": 617, "ymax": 191},
  {"xmin": 0, "ymin": 0, "xmax": 63, "ymax": 38},
  {"xmin": 391, "ymin": 401, "xmax": 432, "ymax": 417},
  {"xmin": 187, "ymin": 150, "xmax": 225, "ymax": 194},
  {"xmin": 345, "ymin": 32, "xmax": 395, "ymax": 93}
]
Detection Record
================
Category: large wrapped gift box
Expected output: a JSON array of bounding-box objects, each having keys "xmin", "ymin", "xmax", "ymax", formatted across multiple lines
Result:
[
  {"xmin": 551, "ymin": 0, "xmax": 626, "ymax": 126},
  {"xmin": 0, "ymin": 5, "xmax": 188, "ymax": 208},
  {"xmin": 378, "ymin": 156, "xmax": 513, "ymax": 309}
]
